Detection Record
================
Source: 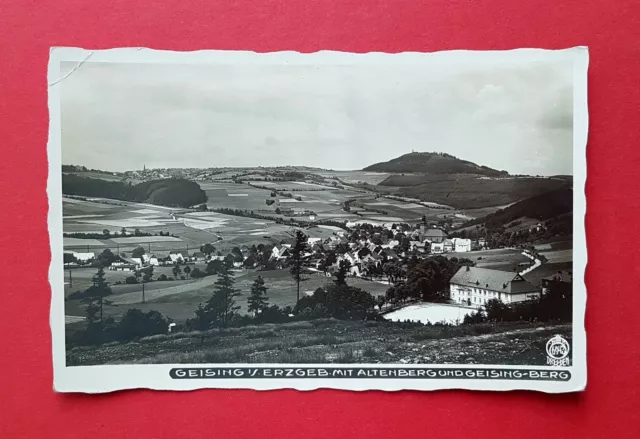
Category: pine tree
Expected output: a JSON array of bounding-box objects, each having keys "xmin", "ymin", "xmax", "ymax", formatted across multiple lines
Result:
[
  {"xmin": 289, "ymin": 230, "xmax": 310, "ymax": 304},
  {"xmin": 248, "ymin": 276, "xmax": 269, "ymax": 315},
  {"xmin": 82, "ymin": 267, "xmax": 112, "ymax": 325},
  {"xmin": 204, "ymin": 264, "xmax": 241, "ymax": 326},
  {"xmin": 172, "ymin": 261, "xmax": 182, "ymax": 278},
  {"xmin": 334, "ymin": 259, "xmax": 351, "ymax": 286}
]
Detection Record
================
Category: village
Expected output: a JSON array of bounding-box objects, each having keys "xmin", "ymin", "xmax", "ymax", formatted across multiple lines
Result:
[{"xmin": 63, "ymin": 212, "xmax": 572, "ymax": 326}]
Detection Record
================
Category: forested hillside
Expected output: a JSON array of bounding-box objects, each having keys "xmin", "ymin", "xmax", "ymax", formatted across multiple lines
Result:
[
  {"xmin": 462, "ymin": 188, "xmax": 573, "ymax": 230},
  {"xmin": 62, "ymin": 174, "xmax": 207, "ymax": 208}
]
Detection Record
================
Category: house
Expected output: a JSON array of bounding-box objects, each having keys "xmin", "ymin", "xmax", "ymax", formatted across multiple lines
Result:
[
  {"xmin": 541, "ymin": 271, "xmax": 572, "ymax": 295},
  {"xmin": 409, "ymin": 240, "xmax": 426, "ymax": 252},
  {"xmin": 70, "ymin": 252, "xmax": 95, "ymax": 262},
  {"xmin": 308, "ymin": 237, "xmax": 322, "ymax": 245},
  {"xmin": 169, "ymin": 252, "xmax": 184, "ymax": 263},
  {"xmin": 379, "ymin": 248, "xmax": 399, "ymax": 260},
  {"xmin": 443, "ymin": 239, "xmax": 454, "ymax": 253},
  {"xmin": 430, "ymin": 242, "xmax": 445, "ymax": 254},
  {"xmin": 450, "ymin": 266, "xmax": 541, "ymax": 306},
  {"xmin": 383, "ymin": 239, "xmax": 400, "ymax": 249},
  {"xmin": 148, "ymin": 257, "xmax": 159, "ymax": 266},
  {"xmin": 113, "ymin": 257, "xmax": 142, "ymax": 270},
  {"xmin": 191, "ymin": 251, "xmax": 206, "ymax": 262},
  {"xmin": 339, "ymin": 252, "xmax": 358, "ymax": 267},
  {"xmin": 153, "ymin": 252, "xmax": 172, "ymax": 266},
  {"xmin": 357, "ymin": 247, "xmax": 372, "ymax": 260},
  {"xmin": 452, "ymin": 238, "xmax": 472, "ymax": 252},
  {"xmin": 421, "ymin": 226, "xmax": 448, "ymax": 243},
  {"xmin": 271, "ymin": 246, "xmax": 291, "ymax": 260},
  {"xmin": 243, "ymin": 254, "xmax": 258, "ymax": 268},
  {"xmin": 109, "ymin": 263, "xmax": 137, "ymax": 272}
]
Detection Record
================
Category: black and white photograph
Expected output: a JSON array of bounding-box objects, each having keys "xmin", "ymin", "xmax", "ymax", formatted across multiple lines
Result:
[{"xmin": 48, "ymin": 47, "xmax": 588, "ymax": 393}]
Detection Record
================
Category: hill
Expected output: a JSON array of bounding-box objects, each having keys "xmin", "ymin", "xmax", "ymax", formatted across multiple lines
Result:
[
  {"xmin": 363, "ymin": 152, "xmax": 508, "ymax": 176},
  {"xmin": 363, "ymin": 152, "xmax": 570, "ymax": 209},
  {"xmin": 391, "ymin": 176, "xmax": 570, "ymax": 209},
  {"xmin": 62, "ymin": 174, "xmax": 207, "ymax": 208},
  {"xmin": 461, "ymin": 187, "xmax": 573, "ymax": 230}
]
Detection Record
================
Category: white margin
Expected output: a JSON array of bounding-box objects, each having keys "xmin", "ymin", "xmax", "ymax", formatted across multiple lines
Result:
[{"xmin": 47, "ymin": 46, "xmax": 589, "ymax": 394}]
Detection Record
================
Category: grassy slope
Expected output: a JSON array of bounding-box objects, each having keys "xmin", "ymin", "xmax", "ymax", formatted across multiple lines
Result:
[
  {"xmin": 379, "ymin": 176, "xmax": 570, "ymax": 209},
  {"xmin": 460, "ymin": 187, "xmax": 573, "ymax": 228},
  {"xmin": 66, "ymin": 319, "xmax": 571, "ymax": 366},
  {"xmin": 65, "ymin": 269, "xmax": 390, "ymax": 323}
]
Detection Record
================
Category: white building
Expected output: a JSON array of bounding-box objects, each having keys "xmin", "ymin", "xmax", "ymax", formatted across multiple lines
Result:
[
  {"xmin": 68, "ymin": 251, "xmax": 95, "ymax": 262},
  {"xmin": 430, "ymin": 242, "xmax": 445, "ymax": 254},
  {"xmin": 449, "ymin": 266, "xmax": 540, "ymax": 306},
  {"xmin": 452, "ymin": 238, "xmax": 472, "ymax": 252}
]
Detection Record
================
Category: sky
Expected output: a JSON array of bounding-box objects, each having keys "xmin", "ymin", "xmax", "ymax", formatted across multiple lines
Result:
[{"xmin": 60, "ymin": 54, "xmax": 574, "ymax": 176}]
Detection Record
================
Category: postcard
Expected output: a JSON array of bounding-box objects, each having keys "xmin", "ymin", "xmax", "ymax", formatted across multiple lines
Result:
[{"xmin": 48, "ymin": 47, "xmax": 588, "ymax": 393}]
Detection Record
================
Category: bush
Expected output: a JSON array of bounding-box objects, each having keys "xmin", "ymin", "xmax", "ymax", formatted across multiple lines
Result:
[
  {"xmin": 180, "ymin": 275, "xmax": 186, "ymax": 280},
  {"xmin": 190, "ymin": 267, "xmax": 206, "ymax": 279},
  {"xmin": 255, "ymin": 305, "xmax": 292, "ymax": 324},
  {"xmin": 125, "ymin": 276, "xmax": 138, "ymax": 284},
  {"xmin": 118, "ymin": 309, "xmax": 171, "ymax": 341},
  {"xmin": 294, "ymin": 284, "xmax": 375, "ymax": 320},
  {"xmin": 158, "ymin": 274, "xmax": 168, "ymax": 281}
]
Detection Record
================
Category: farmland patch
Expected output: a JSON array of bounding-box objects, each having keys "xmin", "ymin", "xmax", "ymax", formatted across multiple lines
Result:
[
  {"xmin": 64, "ymin": 237, "xmax": 105, "ymax": 247},
  {"xmin": 110, "ymin": 236, "xmax": 183, "ymax": 244}
]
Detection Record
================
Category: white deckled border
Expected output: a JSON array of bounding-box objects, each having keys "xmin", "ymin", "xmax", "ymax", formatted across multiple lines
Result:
[{"xmin": 47, "ymin": 46, "xmax": 589, "ymax": 394}]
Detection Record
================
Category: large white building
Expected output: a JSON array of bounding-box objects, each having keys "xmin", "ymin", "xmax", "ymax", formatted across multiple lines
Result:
[
  {"xmin": 450, "ymin": 266, "xmax": 540, "ymax": 306},
  {"xmin": 451, "ymin": 238, "xmax": 472, "ymax": 252}
]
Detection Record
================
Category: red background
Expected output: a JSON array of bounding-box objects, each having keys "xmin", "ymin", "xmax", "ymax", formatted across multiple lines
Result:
[{"xmin": 1, "ymin": 0, "xmax": 639, "ymax": 437}]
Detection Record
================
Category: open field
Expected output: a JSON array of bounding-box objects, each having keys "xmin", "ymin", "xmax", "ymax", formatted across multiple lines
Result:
[
  {"xmin": 448, "ymin": 248, "xmax": 530, "ymax": 267},
  {"xmin": 63, "ymin": 197, "xmax": 297, "ymax": 254},
  {"xmin": 314, "ymin": 170, "xmax": 391, "ymax": 185},
  {"xmin": 65, "ymin": 268, "xmax": 389, "ymax": 324},
  {"xmin": 66, "ymin": 319, "xmax": 571, "ymax": 366},
  {"xmin": 62, "ymin": 173, "xmax": 509, "ymax": 257},
  {"xmin": 384, "ymin": 303, "xmax": 475, "ymax": 325}
]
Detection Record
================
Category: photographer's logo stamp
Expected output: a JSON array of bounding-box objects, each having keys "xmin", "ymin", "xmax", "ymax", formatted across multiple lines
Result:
[{"xmin": 546, "ymin": 335, "xmax": 570, "ymax": 366}]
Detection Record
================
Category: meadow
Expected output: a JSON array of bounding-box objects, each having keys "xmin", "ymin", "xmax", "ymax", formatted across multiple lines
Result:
[
  {"xmin": 64, "ymin": 267, "xmax": 389, "ymax": 324},
  {"xmin": 66, "ymin": 318, "xmax": 572, "ymax": 366}
]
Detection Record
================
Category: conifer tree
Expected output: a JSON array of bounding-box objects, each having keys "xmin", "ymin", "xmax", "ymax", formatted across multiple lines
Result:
[
  {"xmin": 204, "ymin": 264, "xmax": 241, "ymax": 326},
  {"xmin": 248, "ymin": 275, "xmax": 269, "ymax": 315}
]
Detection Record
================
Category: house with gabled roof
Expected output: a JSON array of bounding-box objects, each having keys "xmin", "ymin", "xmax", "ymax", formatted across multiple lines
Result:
[
  {"xmin": 422, "ymin": 227, "xmax": 448, "ymax": 243},
  {"xmin": 450, "ymin": 266, "xmax": 540, "ymax": 306}
]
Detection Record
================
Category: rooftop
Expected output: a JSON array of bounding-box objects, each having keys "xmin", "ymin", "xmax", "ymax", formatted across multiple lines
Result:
[
  {"xmin": 423, "ymin": 228, "xmax": 448, "ymax": 238},
  {"xmin": 450, "ymin": 266, "xmax": 539, "ymax": 295}
]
